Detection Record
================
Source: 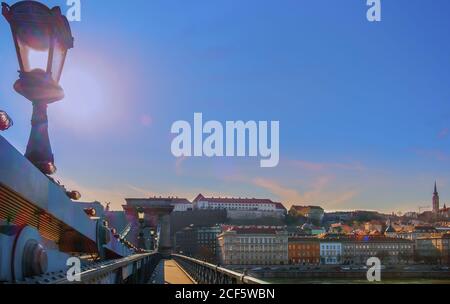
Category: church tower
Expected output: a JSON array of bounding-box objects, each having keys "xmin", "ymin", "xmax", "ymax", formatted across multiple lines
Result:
[{"xmin": 433, "ymin": 181, "xmax": 440, "ymax": 214}]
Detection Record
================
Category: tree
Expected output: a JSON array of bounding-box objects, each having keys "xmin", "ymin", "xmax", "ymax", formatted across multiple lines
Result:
[
  {"xmin": 399, "ymin": 251, "xmax": 413, "ymax": 265},
  {"xmin": 377, "ymin": 250, "xmax": 390, "ymax": 264},
  {"xmin": 414, "ymin": 252, "xmax": 425, "ymax": 264},
  {"xmin": 197, "ymin": 246, "xmax": 217, "ymax": 263}
]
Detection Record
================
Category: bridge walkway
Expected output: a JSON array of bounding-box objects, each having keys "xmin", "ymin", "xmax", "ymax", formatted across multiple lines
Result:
[{"xmin": 148, "ymin": 259, "xmax": 195, "ymax": 284}]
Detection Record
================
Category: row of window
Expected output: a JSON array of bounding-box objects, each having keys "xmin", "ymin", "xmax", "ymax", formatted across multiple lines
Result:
[
  {"xmin": 321, "ymin": 245, "xmax": 341, "ymax": 250},
  {"xmin": 291, "ymin": 252, "xmax": 317, "ymax": 257},
  {"xmin": 226, "ymin": 248, "xmax": 286, "ymax": 252},
  {"xmin": 290, "ymin": 258, "xmax": 320, "ymax": 264},
  {"xmin": 289, "ymin": 245, "xmax": 317, "ymax": 250},
  {"xmin": 224, "ymin": 237, "xmax": 287, "ymax": 244}
]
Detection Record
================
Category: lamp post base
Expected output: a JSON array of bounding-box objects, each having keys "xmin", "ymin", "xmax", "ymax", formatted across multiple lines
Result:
[
  {"xmin": 24, "ymin": 102, "xmax": 57, "ymax": 175},
  {"xmin": 14, "ymin": 71, "xmax": 63, "ymax": 176}
]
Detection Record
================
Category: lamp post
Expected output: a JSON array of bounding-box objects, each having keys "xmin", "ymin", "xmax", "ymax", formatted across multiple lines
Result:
[
  {"xmin": 2, "ymin": 1, "xmax": 74, "ymax": 175},
  {"xmin": 149, "ymin": 229, "xmax": 154, "ymax": 251},
  {"xmin": 137, "ymin": 207, "xmax": 146, "ymax": 250}
]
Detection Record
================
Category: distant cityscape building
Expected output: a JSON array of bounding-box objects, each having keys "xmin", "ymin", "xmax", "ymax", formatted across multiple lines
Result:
[
  {"xmin": 193, "ymin": 194, "xmax": 286, "ymax": 219},
  {"xmin": 440, "ymin": 205, "xmax": 450, "ymax": 219},
  {"xmin": 125, "ymin": 196, "xmax": 192, "ymax": 212},
  {"xmin": 288, "ymin": 237, "xmax": 320, "ymax": 265},
  {"xmin": 403, "ymin": 212, "xmax": 419, "ymax": 219},
  {"xmin": 416, "ymin": 234, "xmax": 450, "ymax": 265},
  {"xmin": 301, "ymin": 223, "xmax": 326, "ymax": 236},
  {"xmin": 329, "ymin": 223, "xmax": 354, "ymax": 234},
  {"xmin": 396, "ymin": 225, "xmax": 439, "ymax": 241},
  {"xmin": 286, "ymin": 226, "xmax": 310, "ymax": 237},
  {"xmin": 168, "ymin": 197, "xmax": 193, "ymax": 212},
  {"xmin": 341, "ymin": 235, "xmax": 414, "ymax": 265},
  {"xmin": 364, "ymin": 220, "xmax": 384, "ymax": 233},
  {"xmin": 174, "ymin": 225, "xmax": 222, "ymax": 263},
  {"xmin": 384, "ymin": 220, "xmax": 397, "ymax": 238},
  {"xmin": 319, "ymin": 239, "xmax": 342, "ymax": 265},
  {"xmin": 217, "ymin": 226, "xmax": 288, "ymax": 265},
  {"xmin": 289, "ymin": 205, "xmax": 325, "ymax": 224}
]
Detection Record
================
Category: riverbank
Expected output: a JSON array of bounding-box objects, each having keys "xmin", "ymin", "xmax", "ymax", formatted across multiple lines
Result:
[
  {"xmin": 264, "ymin": 277, "xmax": 450, "ymax": 284},
  {"xmin": 249, "ymin": 269, "xmax": 450, "ymax": 283}
]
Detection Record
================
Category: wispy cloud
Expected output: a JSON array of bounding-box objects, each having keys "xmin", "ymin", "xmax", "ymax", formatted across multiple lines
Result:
[
  {"xmin": 175, "ymin": 156, "xmax": 188, "ymax": 176},
  {"xmin": 251, "ymin": 176, "xmax": 358, "ymax": 210},
  {"xmin": 252, "ymin": 178, "xmax": 304, "ymax": 203},
  {"xmin": 438, "ymin": 128, "xmax": 449, "ymax": 140},
  {"xmin": 125, "ymin": 185, "xmax": 158, "ymax": 197},
  {"xmin": 56, "ymin": 177, "xmax": 161, "ymax": 210},
  {"xmin": 290, "ymin": 160, "xmax": 365, "ymax": 172},
  {"xmin": 414, "ymin": 148, "xmax": 450, "ymax": 162}
]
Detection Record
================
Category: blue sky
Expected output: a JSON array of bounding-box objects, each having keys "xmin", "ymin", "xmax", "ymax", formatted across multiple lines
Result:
[{"xmin": 1, "ymin": 0, "xmax": 450, "ymax": 212}]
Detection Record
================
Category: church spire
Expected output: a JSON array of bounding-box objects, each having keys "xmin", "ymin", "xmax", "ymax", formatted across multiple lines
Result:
[{"xmin": 433, "ymin": 181, "xmax": 440, "ymax": 214}]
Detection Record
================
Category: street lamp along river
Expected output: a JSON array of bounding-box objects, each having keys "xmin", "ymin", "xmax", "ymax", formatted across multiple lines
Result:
[{"xmin": 2, "ymin": 1, "xmax": 74, "ymax": 175}]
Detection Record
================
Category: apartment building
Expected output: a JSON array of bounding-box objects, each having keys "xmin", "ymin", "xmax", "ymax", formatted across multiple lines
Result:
[{"xmin": 217, "ymin": 226, "xmax": 288, "ymax": 266}]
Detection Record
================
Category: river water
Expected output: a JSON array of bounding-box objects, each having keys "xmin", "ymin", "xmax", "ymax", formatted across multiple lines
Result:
[{"xmin": 266, "ymin": 278, "xmax": 450, "ymax": 284}]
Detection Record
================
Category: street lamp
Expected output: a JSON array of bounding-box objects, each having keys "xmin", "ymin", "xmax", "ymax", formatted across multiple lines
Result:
[
  {"xmin": 2, "ymin": 1, "xmax": 74, "ymax": 175},
  {"xmin": 137, "ymin": 207, "xmax": 145, "ymax": 249},
  {"xmin": 137, "ymin": 207, "xmax": 145, "ymax": 223},
  {"xmin": 150, "ymin": 229, "xmax": 156, "ymax": 251}
]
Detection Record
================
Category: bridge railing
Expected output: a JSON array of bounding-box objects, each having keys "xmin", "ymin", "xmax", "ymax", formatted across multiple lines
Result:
[
  {"xmin": 43, "ymin": 253, "xmax": 162, "ymax": 284},
  {"xmin": 172, "ymin": 254, "xmax": 268, "ymax": 284}
]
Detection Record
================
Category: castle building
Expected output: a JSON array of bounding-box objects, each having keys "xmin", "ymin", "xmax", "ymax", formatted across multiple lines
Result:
[{"xmin": 193, "ymin": 194, "xmax": 287, "ymax": 220}]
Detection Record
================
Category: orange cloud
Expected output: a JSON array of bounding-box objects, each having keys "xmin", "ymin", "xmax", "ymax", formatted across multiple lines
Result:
[
  {"xmin": 251, "ymin": 176, "xmax": 358, "ymax": 210},
  {"xmin": 291, "ymin": 160, "xmax": 365, "ymax": 172},
  {"xmin": 56, "ymin": 177, "xmax": 163, "ymax": 210}
]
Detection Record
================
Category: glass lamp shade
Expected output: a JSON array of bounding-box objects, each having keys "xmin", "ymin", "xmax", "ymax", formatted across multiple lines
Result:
[
  {"xmin": 138, "ymin": 209, "xmax": 145, "ymax": 221},
  {"xmin": 2, "ymin": 1, "xmax": 74, "ymax": 103},
  {"xmin": 14, "ymin": 18, "xmax": 52, "ymax": 73}
]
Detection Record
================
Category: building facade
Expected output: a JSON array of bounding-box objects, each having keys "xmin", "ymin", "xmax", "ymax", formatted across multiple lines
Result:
[
  {"xmin": 341, "ymin": 236, "xmax": 414, "ymax": 265},
  {"xmin": 288, "ymin": 237, "xmax": 320, "ymax": 265},
  {"xmin": 163, "ymin": 197, "xmax": 193, "ymax": 212},
  {"xmin": 174, "ymin": 225, "xmax": 197, "ymax": 256},
  {"xmin": 397, "ymin": 225, "xmax": 439, "ymax": 241},
  {"xmin": 174, "ymin": 225, "xmax": 222, "ymax": 263},
  {"xmin": 364, "ymin": 221, "xmax": 384, "ymax": 233},
  {"xmin": 289, "ymin": 205, "xmax": 325, "ymax": 224},
  {"xmin": 193, "ymin": 194, "xmax": 286, "ymax": 219},
  {"xmin": 416, "ymin": 234, "xmax": 450, "ymax": 265},
  {"xmin": 319, "ymin": 240, "xmax": 342, "ymax": 265},
  {"xmin": 217, "ymin": 226, "xmax": 288, "ymax": 266}
]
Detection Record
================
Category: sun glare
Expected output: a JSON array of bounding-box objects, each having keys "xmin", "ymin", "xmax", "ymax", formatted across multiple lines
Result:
[
  {"xmin": 27, "ymin": 49, "xmax": 48, "ymax": 71},
  {"xmin": 52, "ymin": 58, "xmax": 128, "ymax": 136}
]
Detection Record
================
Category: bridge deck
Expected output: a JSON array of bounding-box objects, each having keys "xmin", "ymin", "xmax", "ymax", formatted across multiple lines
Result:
[{"xmin": 149, "ymin": 259, "xmax": 195, "ymax": 284}]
